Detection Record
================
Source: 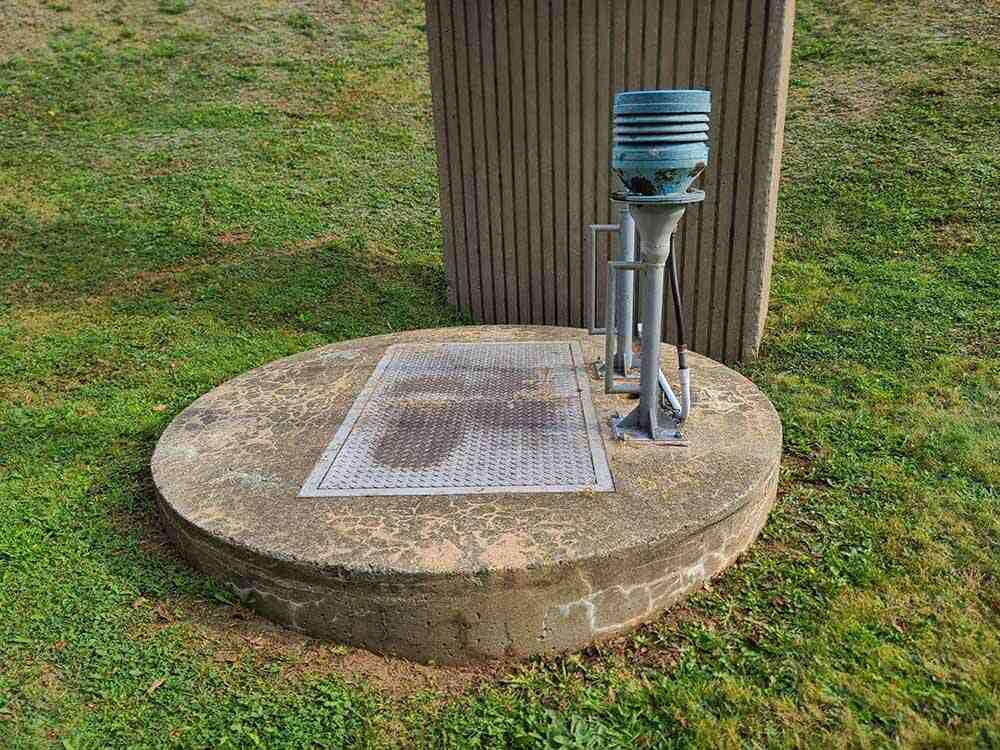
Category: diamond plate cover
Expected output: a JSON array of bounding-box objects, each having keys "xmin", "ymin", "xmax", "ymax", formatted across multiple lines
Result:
[{"xmin": 299, "ymin": 341, "xmax": 614, "ymax": 497}]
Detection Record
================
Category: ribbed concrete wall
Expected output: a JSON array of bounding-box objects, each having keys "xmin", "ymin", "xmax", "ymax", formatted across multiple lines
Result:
[{"xmin": 425, "ymin": 0, "xmax": 794, "ymax": 363}]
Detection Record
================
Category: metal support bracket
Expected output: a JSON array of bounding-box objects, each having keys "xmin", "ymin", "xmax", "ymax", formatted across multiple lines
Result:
[
  {"xmin": 585, "ymin": 223, "xmax": 619, "ymax": 335},
  {"xmin": 604, "ymin": 260, "xmax": 683, "ymax": 416},
  {"xmin": 610, "ymin": 410, "xmax": 688, "ymax": 445},
  {"xmin": 604, "ymin": 260, "xmax": 645, "ymax": 396}
]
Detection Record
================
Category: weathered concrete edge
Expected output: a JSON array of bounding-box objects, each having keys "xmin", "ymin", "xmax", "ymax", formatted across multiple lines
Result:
[
  {"xmin": 155, "ymin": 462, "xmax": 779, "ymax": 664},
  {"xmin": 743, "ymin": 0, "xmax": 796, "ymax": 360},
  {"xmin": 151, "ymin": 325, "xmax": 783, "ymax": 570}
]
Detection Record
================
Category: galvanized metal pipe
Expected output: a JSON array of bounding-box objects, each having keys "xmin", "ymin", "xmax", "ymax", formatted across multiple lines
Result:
[
  {"xmin": 586, "ymin": 223, "xmax": 619, "ymax": 335},
  {"xmin": 637, "ymin": 255, "xmax": 667, "ymax": 429},
  {"xmin": 657, "ymin": 368, "xmax": 683, "ymax": 415},
  {"xmin": 668, "ymin": 242, "xmax": 692, "ymax": 422},
  {"xmin": 605, "ymin": 260, "xmax": 644, "ymax": 397},
  {"xmin": 617, "ymin": 201, "xmax": 690, "ymax": 441},
  {"xmin": 613, "ymin": 204, "xmax": 636, "ymax": 373}
]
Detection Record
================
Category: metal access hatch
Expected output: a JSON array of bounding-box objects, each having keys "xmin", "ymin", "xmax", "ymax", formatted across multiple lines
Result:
[{"xmin": 299, "ymin": 341, "xmax": 613, "ymax": 497}]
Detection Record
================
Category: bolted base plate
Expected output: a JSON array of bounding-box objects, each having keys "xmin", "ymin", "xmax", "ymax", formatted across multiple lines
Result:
[
  {"xmin": 592, "ymin": 358, "xmax": 643, "ymax": 381},
  {"xmin": 610, "ymin": 407, "xmax": 688, "ymax": 445}
]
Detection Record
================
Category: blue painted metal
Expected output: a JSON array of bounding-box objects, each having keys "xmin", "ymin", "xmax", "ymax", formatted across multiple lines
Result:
[
  {"xmin": 613, "ymin": 114, "xmax": 710, "ymax": 124},
  {"xmin": 614, "ymin": 89, "xmax": 711, "ymax": 111},
  {"xmin": 605, "ymin": 90, "xmax": 712, "ymax": 443},
  {"xmin": 614, "ymin": 122, "xmax": 710, "ymax": 134},
  {"xmin": 612, "ymin": 89, "xmax": 711, "ymax": 198},
  {"xmin": 614, "ymin": 134, "xmax": 709, "ymax": 144},
  {"xmin": 612, "ymin": 141, "xmax": 709, "ymax": 196}
]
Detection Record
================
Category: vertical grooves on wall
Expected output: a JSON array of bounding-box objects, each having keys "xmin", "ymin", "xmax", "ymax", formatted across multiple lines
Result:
[
  {"xmin": 679, "ymin": 0, "xmax": 700, "ymax": 346},
  {"xmin": 609, "ymin": 0, "xmax": 623, "ymax": 200},
  {"xmin": 493, "ymin": 0, "xmax": 518, "ymax": 321},
  {"xmin": 640, "ymin": 0, "xmax": 646, "ymax": 86},
  {"xmin": 743, "ymin": 0, "xmax": 793, "ymax": 358},
  {"xmin": 427, "ymin": 0, "xmax": 793, "ymax": 361},
  {"xmin": 593, "ymin": 1, "xmax": 610, "ymax": 327},
  {"xmin": 509, "ymin": 0, "xmax": 532, "ymax": 322},
  {"xmin": 425, "ymin": 0, "xmax": 459, "ymax": 308},
  {"xmin": 725, "ymin": 0, "xmax": 766, "ymax": 360},
  {"xmin": 707, "ymin": 0, "xmax": 738, "ymax": 359},
  {"xmin": 720, "ymin": 0, "xmax": 752, "ymax": 361},
  {"xmin": 693, "ymin": 0, "xmax": 718, "ymax": 352},
  {"xmin": 567, "ymin": 0, "xmax": 583, "ymax": 326},
  {"xmin": 480, "ymin": 0, "xmax": 506, "ymax": 322},
  {"xmin": 580, "ymin": 0, "xmax": 596, "ymax": 327},
  {"xmin": 655, "ymin": 1, "xmax": 664, "ymax": 88},
  {"xmin": 468, "ymin": 0, "xmax": 497, "ymax": 322},
  {"xmin": 460, "ymin": 0, "xmax": 484, "ymax": 317},
  {"xmin": 688, "ymin": 0, "xmax": 716, "ymax": 352},
  {"xmin": 523, "ymin": 0, "xmax": 543, "ymax": 321},
  {"xmin": 707, "ymin": 0, "xmax": 733, "ymax": 358},
  {"xmin": 449, "ymin": 0, "xmax": 480, "ymax": 319},
  {"xmin": 739, "ymin": 0, "xmax": 770, "ymax": 357},
  {"xmin": 552, "ymin": 0, "xmax": 568, "ymax": 325},
  {"xmin": 536, "ymin": 1, "xmax": 553, "ymax": 323},
  {"xmin": 627, "ymin": 1, "xmax": 644, "ymax": 91},
  {"xmin": 621, "ymin": 3, "xmax": 629, "ymax": 94},
  {"xmin": 673, "ymin": 1, "xmax": 682, "ymax": 83},
  {"xmin": 643, "ymin": 0, "xmax": 657, "ymax": 87},
  {"xmin": 597, "ymin": 1, "xmax": 621, "ymax": 326}
]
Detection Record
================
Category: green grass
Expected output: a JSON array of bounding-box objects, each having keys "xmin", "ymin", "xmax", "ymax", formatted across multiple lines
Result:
[{"xmin": 1, "ymin": 0, "xmax": 998, "ymax": 747}]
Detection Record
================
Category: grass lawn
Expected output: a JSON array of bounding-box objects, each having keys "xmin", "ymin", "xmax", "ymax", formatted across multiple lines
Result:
[{"xmin": 1, "ymin": 0, "xmax": 998, "ymax": 747}]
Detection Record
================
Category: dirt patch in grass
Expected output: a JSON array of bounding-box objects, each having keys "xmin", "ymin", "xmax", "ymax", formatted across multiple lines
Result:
[
  {"xmin": 781, "ymin": 454, "xmax": 813, "ymax": 473},
  {"xmin": 215, "ymin": 229, "xmax": 251, "ymax": 246},
  {"xmin": 966, "ymin": 333, "xmax": 999, "ymax": 359},
  {"xmin": 0, "ymin": 0, "xmax": 359, "ymax": 63},
  {"xmin": 117, "ymin": 473, "xmax": 515, "ymax": 701},
  {"xmin": 134, "ymin": 594, "xmax": 516, "ymax": 700},
  {"xmin": 0, "ymin": 384, "xmax": 60, "ymax": 409},
  {"xmin": 798, "ymin": 70, "xmax": 891, "ymax": 123},
  {"xmin": 0, "ymin": 177, "xmax": 61, "ymax": 221},
  {"xmin": 0, "ymin": 1, "xmax": 106, "ymax": 59},
  {"xmin": 6, "ymin": 306, "xmax": 74, "ymax": 338},
  {"xmin": 931, "ymin": 220, "xmax": 979, "ymax": 254},
  {"xmin": 88, "ymin": 266, "xmax": 192, "ymax": 301},
  {"xmin": 118, "ymin": 468, "xmax": 721, "ymax": 701}
]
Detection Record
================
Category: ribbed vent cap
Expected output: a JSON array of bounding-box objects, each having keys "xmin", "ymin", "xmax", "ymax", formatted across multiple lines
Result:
[{"xmin": 613, "ymin": 89, "xmax": 711, "ymax": 115}]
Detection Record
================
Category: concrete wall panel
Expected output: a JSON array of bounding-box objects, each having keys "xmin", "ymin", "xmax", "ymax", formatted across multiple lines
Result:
[{"xmin": 425, "ymin": 0, "xmax": 794, "ymax": 362}]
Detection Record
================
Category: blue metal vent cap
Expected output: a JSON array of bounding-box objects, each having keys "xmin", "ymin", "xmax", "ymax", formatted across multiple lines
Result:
[
  {"xmin": 611, "ymin": 90, "xmax": 711, "ymax": 196},
  {"xmin": 613, "ymin": 89, "xmax": 711, "ymax": 115}
]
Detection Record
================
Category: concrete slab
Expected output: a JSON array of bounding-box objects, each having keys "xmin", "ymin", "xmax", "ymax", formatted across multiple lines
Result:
[{"xmin": 153, "ymin": 326, "xmax": 781, "ymax": 664}]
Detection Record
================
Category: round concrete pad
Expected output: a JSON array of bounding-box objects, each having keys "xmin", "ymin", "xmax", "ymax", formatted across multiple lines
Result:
[{"xmin": 153, "ymin": 326, "xmax": 781, "ymax": 664}]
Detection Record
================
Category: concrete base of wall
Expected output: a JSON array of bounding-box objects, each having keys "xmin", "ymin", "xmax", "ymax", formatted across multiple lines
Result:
[{"xmin": 153, "ymin": 326, "xmax": 782, "ymax": 664}]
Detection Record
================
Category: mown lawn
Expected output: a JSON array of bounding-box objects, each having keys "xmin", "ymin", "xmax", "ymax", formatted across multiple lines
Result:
[{"xmin": 1, "ymin": 0, "xmax": 998, "ymax": 747}]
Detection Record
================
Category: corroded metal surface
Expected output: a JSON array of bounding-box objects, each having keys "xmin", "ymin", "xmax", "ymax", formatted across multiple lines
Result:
[{"xmin": 300, "ymin": 342, "xmax": 613, "ymax": 497}]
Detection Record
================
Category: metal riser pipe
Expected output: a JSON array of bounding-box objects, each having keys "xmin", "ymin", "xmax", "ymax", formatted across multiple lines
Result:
[
  {"xmin": 613, "ymin": 205, "xmax": 636, "ymax": 373},
  {"xmin": 637, "ymin": 261, "xmax": 666, "ymax": 425}
]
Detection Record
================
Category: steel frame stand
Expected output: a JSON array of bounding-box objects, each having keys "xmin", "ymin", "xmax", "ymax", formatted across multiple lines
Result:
[{"xmin": 607, "ymin": 191, "xmax": 705, "ymax": 444}]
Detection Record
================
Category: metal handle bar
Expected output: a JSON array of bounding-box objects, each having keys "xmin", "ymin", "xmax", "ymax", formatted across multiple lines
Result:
[{"xmin": 585, "ymin": 224, "xmax": 619, "ymax": 334}]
